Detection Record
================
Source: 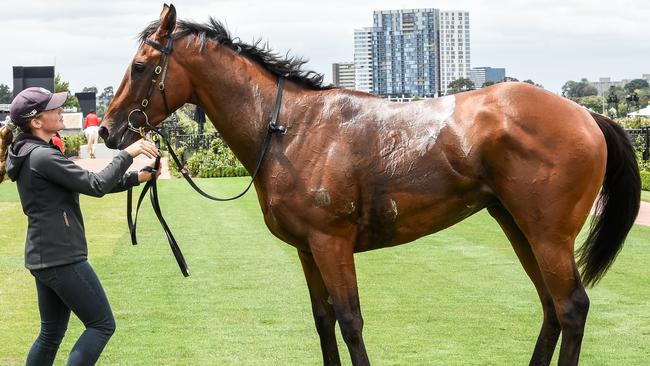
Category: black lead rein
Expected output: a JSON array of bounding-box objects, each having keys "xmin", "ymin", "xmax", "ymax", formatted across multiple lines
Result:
[{"xmin": 127, "ymin": 75, "xmax": 286, "ymax": 277}]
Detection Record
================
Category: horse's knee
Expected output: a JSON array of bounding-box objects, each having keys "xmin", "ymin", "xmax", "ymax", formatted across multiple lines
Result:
[
  {"xmin": 338, "ymin": 313, "xmax": 363, "ymax": 345},
  {"xmin": 557, "ymin": 288, "xmax": 589, "ymax": 332},
  {"xmin": 314, "ymin": 312, "xmax": 336, "ymax": 336}
]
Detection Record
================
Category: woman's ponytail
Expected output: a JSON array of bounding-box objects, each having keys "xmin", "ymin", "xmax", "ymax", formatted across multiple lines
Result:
[{"xmin": 0, "ymin": 124, "xmax": 14, "ymax": 183}]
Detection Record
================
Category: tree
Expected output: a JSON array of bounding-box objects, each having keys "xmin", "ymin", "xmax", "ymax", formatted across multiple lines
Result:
[
  {"xmin": 54, "ymin": 73, "xmax": 80, "ymax": 110},
  {"xmin": 561, "ymin": 78, "xmax": 598, "ymax": 99},
  {"xmin": 503, "ymin": 76, "xmax": 519, "ymax": 82},
  {"xmin": 624, "ymin": 79, "xmax": 649, "ymax": 93},
  {"xmin": 0, "ymin": 83, "xmax": 12, "ymax": 104},
  {"xmin": 577, "ymin": 95, "xmax": 602, "ymax": 112},
  {"xmin": 98, "ymin": 86, "xmax": 114, "ymax": 107},
  {"xmin": 97, "ymin": 86, "xmax": 114, "ymax": 117},
  {"xmin": 82, "ymin": 86, "xmax": 98, "ymax": 94},
  {"xmin": 522, "ymin": 79, "xmax": 544, "ymax": 88},
  {"xmin": 447, "ymin": 78, "xmax": 475, "ymax": 94},
  {"xmin": 605, "ymin": 86, "xmax": 622, "ymax": 111},
  {"xmin": 482, "ymin": 80, "xmax": 497, "ymax": 87}
]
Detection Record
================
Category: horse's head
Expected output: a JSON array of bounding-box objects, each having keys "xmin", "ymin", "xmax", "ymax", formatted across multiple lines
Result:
[{"xmin": 101, "ymin": 4, "xmax": 193, "ymax": 149}]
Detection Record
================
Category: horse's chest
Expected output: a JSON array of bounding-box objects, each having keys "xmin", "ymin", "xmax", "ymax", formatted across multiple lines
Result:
[{"xmin": 260, "ymin": 181, "xmax": 358, "ymax": 242}]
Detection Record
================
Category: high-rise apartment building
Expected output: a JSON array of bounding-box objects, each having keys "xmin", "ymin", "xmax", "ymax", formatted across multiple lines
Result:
[
  {"xmin": 332, "ymin": 62, "xmax": 356, "ymax": 89},
  {"xmin": 372, "ymin": 9, "xmax": 441, "ymax": 97},
  {"xmin": 354, "ymin": 27, "xmax": 374, "ymax": 93},
  {"xmin": 469, "ymin": 67, "xmax": 506, "ymax": 88},
  {"xmin": 357, "ymin": 8, "xmax": 470, "ymax": 97},
  {"xmin": 439, "ymin": 11, "xmax": 471, "ymax": 93}
]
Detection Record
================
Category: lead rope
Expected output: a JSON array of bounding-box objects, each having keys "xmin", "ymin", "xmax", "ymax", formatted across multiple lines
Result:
[
  {"xmin": 127, "ymin": 77, "xmax": 286, "ymax": 277},
  {"xmin": 127, "ymin": 150, "xmax": 190, "ymax": 277}
]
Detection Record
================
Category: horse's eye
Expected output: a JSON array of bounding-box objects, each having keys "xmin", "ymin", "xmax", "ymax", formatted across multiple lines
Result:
[{"xmin": 133, "ymin": 63, "xmax": 146, "ymax": 73}]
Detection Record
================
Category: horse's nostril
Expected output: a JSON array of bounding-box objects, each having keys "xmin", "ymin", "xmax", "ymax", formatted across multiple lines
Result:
[{"xmin": 98, "ymin": 126, "xmax": 109, "ymax": 141}]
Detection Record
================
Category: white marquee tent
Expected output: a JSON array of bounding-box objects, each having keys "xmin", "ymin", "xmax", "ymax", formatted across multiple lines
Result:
[{"xmin": 627, "ymin": 106, "xmax": 650, "ymax": 117}]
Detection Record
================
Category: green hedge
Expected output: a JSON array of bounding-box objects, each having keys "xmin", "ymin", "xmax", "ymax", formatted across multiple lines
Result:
[
  {"xmin": 62, "ymin": 133, "xmax": 87, "ymax": 157},
  {"xmin": 168, "ymin": 138, "xmax": 249, "ymax": 178},
  {"xmin": 641, "ymin": 171, "xmax": 650, "ymax": 191}
]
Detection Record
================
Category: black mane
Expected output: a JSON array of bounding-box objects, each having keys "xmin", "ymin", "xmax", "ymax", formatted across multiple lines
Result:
[{"xmin": 139, "ymin": 18, "xmax": 334, "ymax": 90}]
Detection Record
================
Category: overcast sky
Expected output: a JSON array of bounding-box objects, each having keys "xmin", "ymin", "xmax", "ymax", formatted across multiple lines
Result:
[{"xmin": 2, "ymin": 0, "xmax": 648, "ymax": 94}]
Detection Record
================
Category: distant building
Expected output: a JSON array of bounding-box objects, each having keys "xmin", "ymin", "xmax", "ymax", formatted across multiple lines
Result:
[
  {"xmin": 354, "ymin": 27, "xmax": 374, "ymax": 93},
  {"xmin": 368, "ymin": 8, "xmax": 470, "ymax": 97},
  {"xmin": 332, "ymin": 62, "xmax": 356, "ymax": 89},
  {"xmin": 469, "ymin": 67, "xmax": 506, "ymax": 88},
  {"xmin": 372, "ymin": 9, "xmax": 441, "ymax": 97},
  {"xmin": 588, "ymin": 75, "xmax": 650, "ymax": 95},
  {"xmin": 589, "ymin": 77, "xmax": 625, "ymax": 95},
  {"xmin": 439, "ymin": 11, "xmax": 471, "ymax": 94}
]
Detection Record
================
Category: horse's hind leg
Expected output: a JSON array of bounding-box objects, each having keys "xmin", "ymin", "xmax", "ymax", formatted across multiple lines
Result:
[
  {"xmin": 298, "ymin": 249, "xmax": 341, "ymax": 366},
  {"xmin": 494, "ymin": 194, "xmax": 595, "ymax": 366},
  {"xmin": 532, "ymin": 241, "xmax": 589, "ymax": 366},
  {"xmin": 307, "ymin": 231, "xmax": 370, "ymax": 366},
  {"xmin": 488, "ymin": 205, "xmax": 560, "ymax": 366}
]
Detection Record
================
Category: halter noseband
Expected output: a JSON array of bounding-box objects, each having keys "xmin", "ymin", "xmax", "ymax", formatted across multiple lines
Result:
[{"xmin": 127, "ymin": 29, "xmax": 193, "ymax": 135}]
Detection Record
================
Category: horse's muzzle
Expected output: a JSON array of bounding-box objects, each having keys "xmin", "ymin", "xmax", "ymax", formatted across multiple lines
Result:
[{"xmin": 98, "ymin": 126, "xmax": 110, "ymax": 142}]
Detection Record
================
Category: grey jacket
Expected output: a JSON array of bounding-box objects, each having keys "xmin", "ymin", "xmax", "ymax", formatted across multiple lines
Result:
[{"xmin": 6, "ymin": 133, "xmax": 139, "ymax": 270}]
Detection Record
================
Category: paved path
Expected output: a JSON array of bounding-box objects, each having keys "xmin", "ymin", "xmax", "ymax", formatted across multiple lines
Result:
[
  {"xmin": 592, "ymin": 200, "xmax": 650, "ymax": 227},
  {"xmin": 72, "ymin": 156, "xmax": 171, "ymax": 179},
  {"xmin": 636, "ymin": 201, "xmax": 650, "ymax": 227}
]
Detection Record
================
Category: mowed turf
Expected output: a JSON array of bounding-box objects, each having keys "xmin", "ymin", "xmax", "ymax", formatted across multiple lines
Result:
[{"xmin": 0, "ymin": 178, "xmax": 648, "ymax": 365}]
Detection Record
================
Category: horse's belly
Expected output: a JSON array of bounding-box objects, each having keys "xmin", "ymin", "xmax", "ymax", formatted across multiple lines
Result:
[{"xmin": 354, "ymin": 188, "xmax": 492, "ymax": 252}]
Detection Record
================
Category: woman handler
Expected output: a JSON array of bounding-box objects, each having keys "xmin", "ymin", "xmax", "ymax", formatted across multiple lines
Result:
[{"xmin": 0, "ymin": 87, "xmax": 159, "ymax": 365}]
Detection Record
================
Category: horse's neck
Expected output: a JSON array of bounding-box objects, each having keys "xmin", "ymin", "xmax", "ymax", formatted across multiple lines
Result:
[{"xmin": 189, "ymin": 57, "xmax": 283, "ymax": 171}]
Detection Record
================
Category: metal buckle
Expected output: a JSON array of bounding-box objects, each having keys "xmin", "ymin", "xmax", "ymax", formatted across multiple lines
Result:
[
  {"xmin": 127, "ymin": 109, "xmax": 149, "ymax": 136},
  {"xmin": 155, "ymin": 66, "xmax": 162, "ymax": 75},
  {"xmin": 141, "ymin": 99, "xmax": 149, "ymax": 108}
]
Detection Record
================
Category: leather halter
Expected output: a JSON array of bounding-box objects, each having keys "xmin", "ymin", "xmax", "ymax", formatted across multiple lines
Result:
[
  {"xmin": 127, "ymin": 29, "xmax": 193, "ymax": 136},
  {"xmin": 126, "ymin": 28, "xmax": 287, "ymax": 277}
]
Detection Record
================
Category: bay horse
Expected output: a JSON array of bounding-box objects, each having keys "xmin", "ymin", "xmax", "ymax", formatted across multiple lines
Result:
[{"xmin": 100, "ymin": 5, "xmax": 641, "ymax": 366}]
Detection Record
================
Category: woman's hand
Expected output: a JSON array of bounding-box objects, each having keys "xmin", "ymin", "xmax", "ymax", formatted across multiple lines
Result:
[
  {"xmin": 138, "ymin": 161, "xmax": 162, "ymax": 182},
  {"xmin": 124, "ymin": 139, "xmax": 159, "ymax": 158}
]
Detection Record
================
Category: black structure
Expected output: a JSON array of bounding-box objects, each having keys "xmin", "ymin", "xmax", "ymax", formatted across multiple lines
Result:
[
  {"xmin": 13, "ymin": 66, "xmax": 55, "ymax": 96},
  {"xmin": 75, "ymin": 92, "xmax": 97, "ymax": 117},
  {"xmin": 626, "ymin": 127, "xmax": 650, "ymax": 161},
  {"xmin": 193, "ymin": 105, "xmax": 206, "ymax": 133}
]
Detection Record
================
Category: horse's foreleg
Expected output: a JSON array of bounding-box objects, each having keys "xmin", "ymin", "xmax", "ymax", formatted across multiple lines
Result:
[
  {"xmin": 308, "ymin": 232, "xmax": 370, "ymax": 366},
  {"xmin": 298, "ymin": 249, "xmax": 341, "ymax": 366},
  {"xmin": 488, "ymin": 205, "xmax": 560, "ymax": 366}
]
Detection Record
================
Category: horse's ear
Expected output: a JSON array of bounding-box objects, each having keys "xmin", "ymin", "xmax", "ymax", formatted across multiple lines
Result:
[{"xmin": 156, "ymin": 3, "xmax": 177, "ymax": 40}]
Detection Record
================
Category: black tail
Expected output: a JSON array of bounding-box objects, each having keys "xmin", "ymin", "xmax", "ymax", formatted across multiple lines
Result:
[{"xmin": 578, "ymin": 112, "xmax": 641, "ymax": 287}]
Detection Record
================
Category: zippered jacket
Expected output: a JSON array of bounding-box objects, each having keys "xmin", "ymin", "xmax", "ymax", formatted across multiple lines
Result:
[{"xmin": 6, "ymin": 133, "xmax": 139, "ymax": 270}]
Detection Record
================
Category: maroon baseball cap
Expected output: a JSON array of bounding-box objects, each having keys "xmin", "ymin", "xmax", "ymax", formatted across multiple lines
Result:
[{"xmin": 10, "ymin": 87, "xmax": 68, "ymax": 126}]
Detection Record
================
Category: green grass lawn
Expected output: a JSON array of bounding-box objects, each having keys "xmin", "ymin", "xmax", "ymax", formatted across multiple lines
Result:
[{"xmin": 1, "ymin": 178, "xmax": 648, "ymax": 365}]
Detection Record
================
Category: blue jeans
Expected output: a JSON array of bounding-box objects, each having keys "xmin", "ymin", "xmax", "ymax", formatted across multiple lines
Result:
[{"xmin": 27, "ymin": 260, "xmax": 115, "ymax": 366}]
